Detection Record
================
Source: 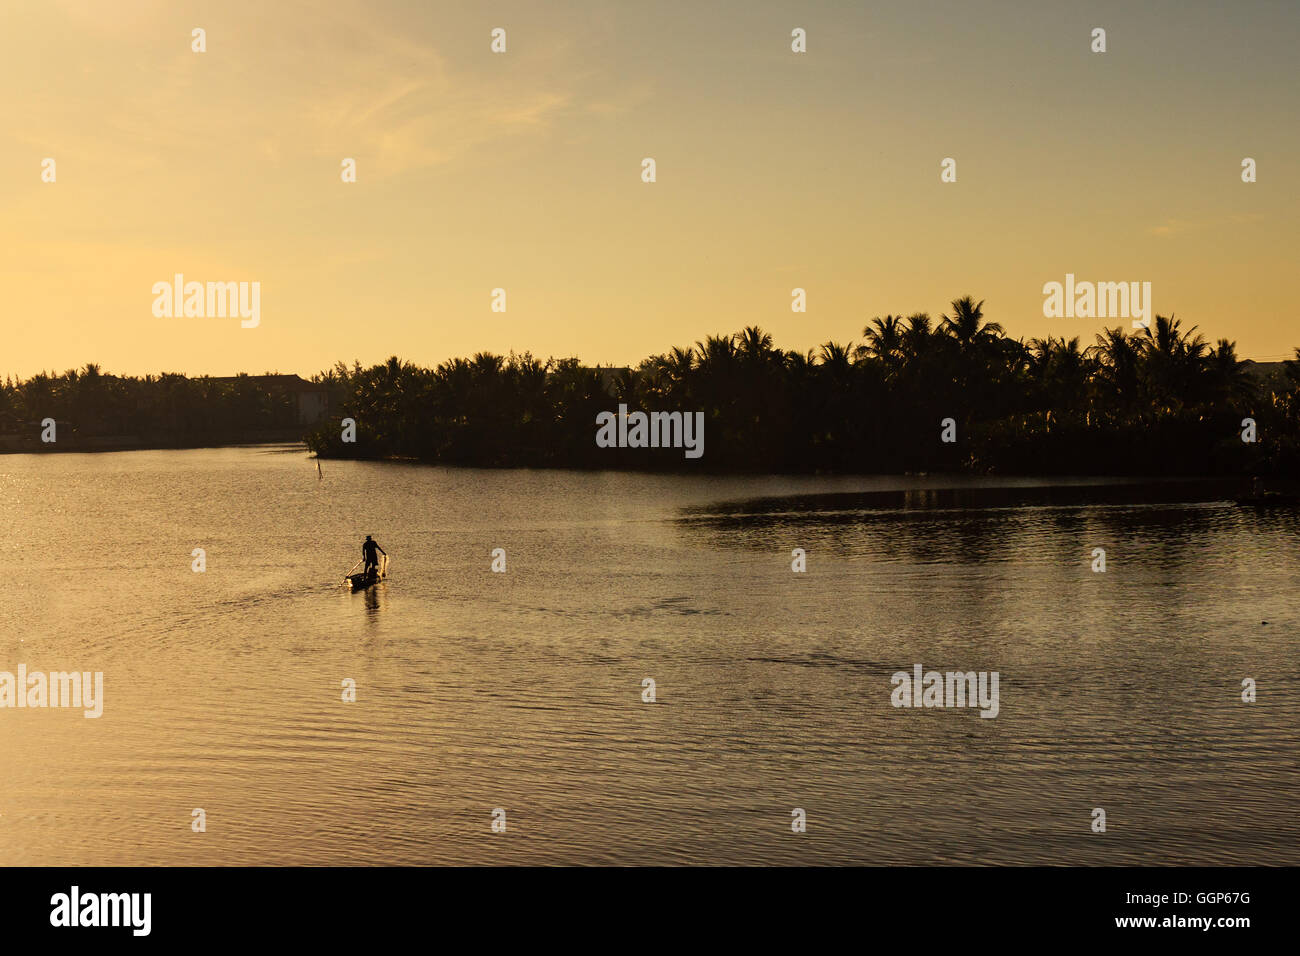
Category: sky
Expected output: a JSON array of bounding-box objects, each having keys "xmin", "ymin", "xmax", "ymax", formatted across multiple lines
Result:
[{"xmin": 1, "ymin": 0, "xmax": 1297, "ymax": 379}]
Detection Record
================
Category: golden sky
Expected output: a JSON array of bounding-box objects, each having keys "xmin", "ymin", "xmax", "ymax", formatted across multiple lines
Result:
[{"xmin": 2, "ymin": 0, "xmax": 1297, "ymax": 379}]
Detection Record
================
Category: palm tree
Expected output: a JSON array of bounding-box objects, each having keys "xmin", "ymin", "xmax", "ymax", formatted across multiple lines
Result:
[
  {"xmin": 661, "ymin": 345, "xmax": 695, "ymax": 404},
  {"xmin": 737, "ymin": 326, "xmax": 775, "ymax": 364},
  {"xmin": 860, "ymin": 315, "xmax": 905, "ymax": 370},
  {"xmin": 694, "ymin": 333, "xmax": 738, "ymax": 370},
  {"xmin": 1206, "ymin": 338, "xmax": 1252, "ymax": 409},
  {"xmin": 818, "ymin": 341, "xmax": 855, "ymax": 372},
  {"xmin": 940, "ymin": 297, "xmax": 1002, "ymax": 347},
  {"xmin": 1089, "ymin": 326, "xmax": 1144, "ymax": 415},
  {"xmin": 1139, "ymin": 314, "xmax": 1207, "ymax": 413},
  {"xmin": 666, "ymin": 345, "xmax": 695, "ymax": 375},
  {"xmin": 783, "ymin": 349, "xmax": 817, "ymax": 381},
  {"xmin": 692, "ymin": 334, "xmax": 740, "ymax": 425},
  {"xmin": 1028, "ymin": 336, "xmax": 1094, "ymax": 425},
  {"xmin": 901, "ymin": 313, "xmax": 934, "ymax": 363}
]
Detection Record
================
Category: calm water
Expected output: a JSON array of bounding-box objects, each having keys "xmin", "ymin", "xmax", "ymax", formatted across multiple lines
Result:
[{"xmin": 0, "ymin": 446, "xmax": 1296, "ymax": 865}]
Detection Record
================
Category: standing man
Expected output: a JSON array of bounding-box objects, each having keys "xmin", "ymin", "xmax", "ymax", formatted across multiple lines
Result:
[{"xmin": 362, "ymin": 535, "xmax": 386, "ymax": 577}]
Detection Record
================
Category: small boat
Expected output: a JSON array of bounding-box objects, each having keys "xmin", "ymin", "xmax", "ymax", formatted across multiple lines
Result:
[
  {"xmin": 347, "ymin": 568, "xmax": 381, "ymax": 590},
  {"xmin": 343, "ymin": 554, "xmax": 388, "ymax": 589}
]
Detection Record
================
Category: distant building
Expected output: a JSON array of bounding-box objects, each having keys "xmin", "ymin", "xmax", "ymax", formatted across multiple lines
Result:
[{"xmin": 209, "ymin": 374, "xmax": 329, "ymax": 425}]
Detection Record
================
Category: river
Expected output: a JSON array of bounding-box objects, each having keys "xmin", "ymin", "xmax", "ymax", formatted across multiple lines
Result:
[{"xmin": 1, "ymin": 446, "xmax": 1296, "ymax": 864}]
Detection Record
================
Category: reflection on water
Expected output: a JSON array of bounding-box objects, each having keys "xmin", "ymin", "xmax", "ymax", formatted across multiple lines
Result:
[
  {"xmin": 362, "ymin": 584, "xmax": 385, "ymax": 615},
  {"xmin": 0, "ymin": 449, "xmax": 1296, "ymax": 865}
]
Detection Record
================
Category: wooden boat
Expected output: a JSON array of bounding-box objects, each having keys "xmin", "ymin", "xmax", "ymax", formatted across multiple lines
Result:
[
  {"xmin": 343, "ymin": 554, "xmax": 388, "ymax": 589},
  {"xmin": 347, "ymin": 568, "xmax": 382, "ymax": 590}
]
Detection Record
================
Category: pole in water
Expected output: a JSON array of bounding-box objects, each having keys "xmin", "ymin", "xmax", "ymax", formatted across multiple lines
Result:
[{"xmin": 316, "ymin": 459, "xmax": 323, "ymax": 480}]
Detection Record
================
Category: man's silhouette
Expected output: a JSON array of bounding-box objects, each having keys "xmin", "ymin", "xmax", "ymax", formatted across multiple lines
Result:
[{"xmin": 362, "ymin": 535, "xmax": 386, "ymax": 577}]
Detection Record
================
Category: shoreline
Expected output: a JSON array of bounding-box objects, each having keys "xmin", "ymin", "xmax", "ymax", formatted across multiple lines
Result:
[
  {"xmin": 0, "ymin": 440, "xmax": 1266, "ymax": 498},
  {"xmin": 0, "ymin": 432, "xmax": 308, "ymax": 455}
]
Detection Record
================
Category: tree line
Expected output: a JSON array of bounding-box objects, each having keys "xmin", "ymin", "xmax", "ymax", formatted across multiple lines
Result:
[
  {"xmin": 6, "ymin": 297, "xmax": 1300, "ymax": 475},
  {"xmin": 0, "ymin": 367, "xmax": 299, "ymax": 445},
  {"xmin": 303, "ymin": 297, "xmax": 1300, "ymax": 476}
]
